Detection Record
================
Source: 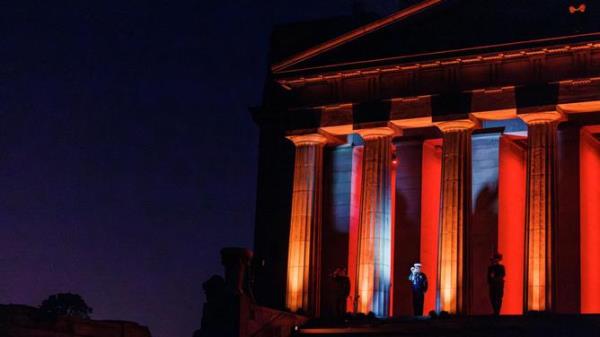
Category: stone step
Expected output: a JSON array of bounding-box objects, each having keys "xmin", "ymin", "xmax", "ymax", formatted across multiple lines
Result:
[{"xmin": 296, "ymin": 315, "xmax": 600, "ymax": 337}]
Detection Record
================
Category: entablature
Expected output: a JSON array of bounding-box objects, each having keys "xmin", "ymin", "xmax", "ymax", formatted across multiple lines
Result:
[
  {"xmin": 281, "ymin": 77, "xmax": 600, "ymax": 138},
  {"xmin": 272, "ymin": 40, "xmax": 600, "ymax": 109}
]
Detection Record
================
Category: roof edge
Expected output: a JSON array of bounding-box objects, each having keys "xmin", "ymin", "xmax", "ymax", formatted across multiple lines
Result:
[
  {"xmin": 271, "ymin": 0, "xmax": 444, "ymax": 73},
  {"xmin": 274, "ymin": 32, "xmax": 600, "ymax": 81}
]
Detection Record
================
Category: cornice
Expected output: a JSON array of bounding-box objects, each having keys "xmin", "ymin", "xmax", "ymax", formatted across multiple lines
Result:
[{"xmin": 275, "ymin": 37, "xmax": 600, "ymax": 87}]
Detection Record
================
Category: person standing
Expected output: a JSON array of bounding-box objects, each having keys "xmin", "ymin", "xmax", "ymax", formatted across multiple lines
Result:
[
  {"xmin": 408, "ymin": 262, "xmax": 428, "ymax": 316},
  {"xmin": 332, "ymin": 268, "xmax": 350, "ymax": 318},
  {"xmin": 487, "ymin": 252, "xmax": 506, "ymax": 315}
]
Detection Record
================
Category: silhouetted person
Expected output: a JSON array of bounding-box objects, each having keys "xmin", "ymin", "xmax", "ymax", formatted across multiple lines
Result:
[
  {"xmin": 408, "ymin": 262, "xmax": 427, "ymax": 316},
  {"xmin": 332, "ymin": 268, "xmax": 350, "ymax": 318},
  {"xmin": 200, "ymin": 275, "xmax": 227, "ymax": 337},
  {"xmin": 488, "ymin": 253, "xmax": 505, "ymax": 315}
]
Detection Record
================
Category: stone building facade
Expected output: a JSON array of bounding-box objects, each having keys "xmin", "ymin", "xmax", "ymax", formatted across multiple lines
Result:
[{"xmin": 252, "ymin": 0, "xmax": 600, "ymax": 318}]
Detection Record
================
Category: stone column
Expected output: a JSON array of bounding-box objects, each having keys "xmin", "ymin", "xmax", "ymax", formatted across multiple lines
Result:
[
  {"xmin": 354, "ymin": 127, "xmax": 394, "ymax": 317},
  {"xmin": 519, "ymin": 112, "xmax": 561, "ymax": 312},
  {"xmin": 435, "ymin": 120, "xmax": 476, "ymax": 314},
  {"xmin": 285, "ymin": 133, "xmax": 328, "ymax": 315}
]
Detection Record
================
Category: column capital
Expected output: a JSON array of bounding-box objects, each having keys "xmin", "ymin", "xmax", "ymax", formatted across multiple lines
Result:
[
  {"xmin": 286, "ymin": 133, "xmax": 328, "ymax": 146},
  {"xmin": 518, "ymin": 111, "xmax": 562, "ymax": 125},
  {"xmin": 434, "ymin": 119, "xmax": 479, "ymax": 133},
  {"xmin": 355, "ymin": 127, "xmax": 396, "ymax": 140},
  {"xmin": 557, "ymin": 100, "xmax": 600, "ymax": 115}
]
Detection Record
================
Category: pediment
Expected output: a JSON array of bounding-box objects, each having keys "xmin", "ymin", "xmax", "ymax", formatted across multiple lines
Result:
[{"xmin": 273, "ymin": 0, "xmax": 600, "ymax": 74}]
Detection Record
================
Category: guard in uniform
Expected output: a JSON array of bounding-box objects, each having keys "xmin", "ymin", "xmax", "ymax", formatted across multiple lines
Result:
[{"xmin": 408, "ymin": 262, "xmax": 428, "ymax": 316}]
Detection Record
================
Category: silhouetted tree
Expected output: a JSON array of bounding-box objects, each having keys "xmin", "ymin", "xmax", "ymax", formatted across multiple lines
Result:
[{"xmin": 39, "ymin": 293, "xmax": 93, "ymax": 319}]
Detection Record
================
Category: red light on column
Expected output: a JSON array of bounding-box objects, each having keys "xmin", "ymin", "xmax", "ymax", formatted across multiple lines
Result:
[
  {"xmin": 580, "ymin": 126, "xmax": 600, "ymax": 313},
  {"xmin": 498, "ymin": 134, "xmax": 527, "ymax": 315},
  {"xmin": 420, "ymin": 138, "xmax": 442, "ymax": 314}
]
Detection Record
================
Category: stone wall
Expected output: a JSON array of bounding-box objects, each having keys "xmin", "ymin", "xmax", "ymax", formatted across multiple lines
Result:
[
  {"xmin": 0, "ymin": 304, "xmax": 151, "ymax": 337},
  {"xmin": 469, "ymin": 130, "xmax": 502, "ymax": 314},
  {"xmin": 320, "ymin": 145, "xmax": 353, "ymax": 317},
  {"xmin": 392, "ymin": 138, "xmax": 424, "ymax": 316}
]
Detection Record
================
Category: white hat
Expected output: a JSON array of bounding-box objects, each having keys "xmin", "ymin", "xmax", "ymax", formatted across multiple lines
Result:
[{"xmin": 414, "ymin": 263, "xmax": 422, "ymax": 267}]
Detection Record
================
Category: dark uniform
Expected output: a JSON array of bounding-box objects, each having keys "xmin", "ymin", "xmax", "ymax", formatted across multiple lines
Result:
[
  {"xmin": 333, "ymin": 273, "xmax": 350, "ymax": 318},
  {"xmin": 408, "ymin": 271, "xmax": 428, "ymax": 316},
  {"xmin": 487, "ymin": 262, "xmax": 505, "ymax": 315}
]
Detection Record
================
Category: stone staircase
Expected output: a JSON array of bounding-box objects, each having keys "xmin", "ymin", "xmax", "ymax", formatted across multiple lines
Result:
[{"xmin": 295, "ymin": 315, "xmax": 600, "ymax": 337}]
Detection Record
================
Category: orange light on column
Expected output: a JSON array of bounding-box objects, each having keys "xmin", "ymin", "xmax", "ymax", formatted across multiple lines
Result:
[
  {"xmin": 286, "ymin": 134, "xmax": 328, "ymax": 314},
  {"xmin": 435, "ymin": 120, "xmax": 476, "ymax": 314},
  {"xmin": 520, "ymin": 112, "xmax": 561, "ymax": 312},
  {"xmin": 580, "ymin": 125, "xmax": 600, "ymax": 313},
  {"xmin": 354, "ymin": 128, "xmax": 394, "ymax": 317},
  {"xmin": 421, "ymin": 138, "xmax": 442, "ymax": 314},
  {"xmin": 498, "ymin": 134, "xmax": 527, "ymax": 315}
]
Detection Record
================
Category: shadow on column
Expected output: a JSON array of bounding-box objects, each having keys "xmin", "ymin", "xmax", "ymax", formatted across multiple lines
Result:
[
  {"xmin": 392, "ymin": 139, "xmax": 423, "ymax": 316},
  {"xmin": 470, "ymin": 184, "xmax": 499, "ymax": 314}
]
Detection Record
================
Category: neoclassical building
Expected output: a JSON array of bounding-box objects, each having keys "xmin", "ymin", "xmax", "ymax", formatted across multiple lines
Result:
[{"xmin": 252, "ymin": 0, "xmax": 600, "ymax": 317}]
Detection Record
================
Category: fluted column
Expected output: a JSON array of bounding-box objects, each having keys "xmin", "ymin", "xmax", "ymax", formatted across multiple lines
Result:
[
  {"xmin": 519, "ymin": 112, "xmax": 561, "ymax": 312},
  {"xmin": 354, "ymin": 127, "xmax": 394, "ymax": 317},
  {"xmin": 285, "ymin": 133, "xmax": 328, "ymax": 315},
  {"xmin": 435, "ymin": 120, "xmax": 476, "ymax": 314}
]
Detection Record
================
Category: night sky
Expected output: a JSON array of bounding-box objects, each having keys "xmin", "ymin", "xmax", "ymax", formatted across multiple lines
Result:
[{"xmin": 0, "ymin": 2, "xmax": 401, "ymax": 337}]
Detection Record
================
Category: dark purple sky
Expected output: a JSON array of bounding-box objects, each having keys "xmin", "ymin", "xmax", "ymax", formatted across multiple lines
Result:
[{"xmin": 0, "ymin": 2, "xmax": 404, "ymax": 337}]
